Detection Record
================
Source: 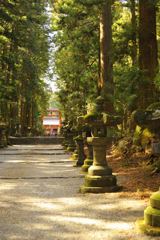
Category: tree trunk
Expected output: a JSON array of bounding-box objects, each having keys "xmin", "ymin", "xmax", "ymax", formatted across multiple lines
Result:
[
  {"xmin": 98, "ymin": 1, "xmax": 114, "ymax": 114},
  {"xmin": 130, "ymin": 0, "xmax": 137, "ymax": 65},
  {"xmin": 138, "ymin": 0, "xmax": 158, "ymax": 109},
  {"xmin": 21, "ymin": 102, "xmax": 27, "ymax": 136},
  {"xmin": 31, "ymin": 98, "xmax": 34, "ymax": 128},
  {"xmin": 26, "ymin": 104, "xmax": 31, "ymax": 127}
]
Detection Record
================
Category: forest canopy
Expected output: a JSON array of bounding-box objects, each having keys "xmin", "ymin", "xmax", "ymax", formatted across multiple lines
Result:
[
  {"xmin": 50, "ymin": 0, "xmax": 160, "ymax": 129},
  {"xmin": 0, "ymin": 0, "xmax": 52, "ymax": 135},
  {"xmin": 0, "ymin": 0, "xmax": 160, "ymax": 135}
]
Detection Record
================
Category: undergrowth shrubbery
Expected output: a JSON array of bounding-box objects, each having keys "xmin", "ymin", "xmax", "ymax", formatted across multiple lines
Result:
[{"xmin": 113, "ymin": 136, "xmax": 160, "ymax": 174}]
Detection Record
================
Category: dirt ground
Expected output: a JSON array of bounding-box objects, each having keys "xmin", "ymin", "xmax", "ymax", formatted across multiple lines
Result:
[{"xmin": 106, "ymin": 147, "xmax": 160, "ymax": 195}]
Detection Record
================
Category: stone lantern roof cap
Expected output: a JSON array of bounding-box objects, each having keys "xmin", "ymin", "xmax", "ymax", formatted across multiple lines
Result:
[
  {"xmin": 0, "ymin": 123, "xmax": 7, "ymax": 129},
  {"xmin": 132, "ymin": 108, "xmax": 160, "ymax": 127}
]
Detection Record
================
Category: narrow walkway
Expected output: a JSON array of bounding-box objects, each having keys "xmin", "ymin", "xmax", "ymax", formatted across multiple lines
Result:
[{"xmin": 0, "ymin": 144, "xmax": 157, "ymax": 240}]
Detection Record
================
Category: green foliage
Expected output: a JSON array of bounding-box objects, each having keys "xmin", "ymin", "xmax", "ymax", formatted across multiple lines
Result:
[
  {"xmin": 51, "ymin": 0, "xmax": 99, "ymax": 122},
  {"xmin": 154, "ymin": 72, "xmax": 160, "ymax": 92},
  {"xmin": 114, "ymin": 65, "xmax": 140, "ymax": 114},
  {"xmin": 49, "ymin": 93, "xmax": 59, "ymax": 108},
  {"xmin": 147, "ymin": 102, "xmax": 160, "ymax": 111},
  {"xmin": 112, "ymin": 6, "xmax": 134, "ymax": 62},
  {"xmin": 73, "ymin": 135, "xmax": 84, "ymax": 140},
  {"xmin": 51, "ymin": 0, "xmax": 150, "ymax": 125},
  {"xmin": 148, "ymin": 0, "xmax": 159, "ymax": 6},
  {"xmin": 0, "ymin": 0, "xmax": 51, "ymax": 134},
  {"xmin": 1, "ymin": 0, "xmax": 156, "ymax": 135}
]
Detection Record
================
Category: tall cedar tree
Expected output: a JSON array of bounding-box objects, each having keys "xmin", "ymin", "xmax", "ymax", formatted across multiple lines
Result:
[
  {"xmin": 0, "ymin": 0, "xmax": 50, "ymax": 135},
  {"xmin": 138, "ymin": 0, "xmax": 158, "ymax": 109},
  {"xmin": 99, "ymin": 1, "xmax": 114, "ymax": 113}
]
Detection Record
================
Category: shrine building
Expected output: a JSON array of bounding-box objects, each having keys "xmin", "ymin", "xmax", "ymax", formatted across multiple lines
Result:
[{"xmin": 42, "ymin": 109, "xmax": 61, "ymax": 135}]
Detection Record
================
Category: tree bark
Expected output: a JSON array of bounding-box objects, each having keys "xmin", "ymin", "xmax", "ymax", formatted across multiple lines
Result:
[
  {"xmin": 130, "ymin": 0, "xmax": 137, "ymax": 65},
  {"xmin": 98, "ymin": 1, "xmax": 114, "ymax": 113},
  {"xmin": 138, "ymin": 0, "xmax": 158, "ymax": 109}
]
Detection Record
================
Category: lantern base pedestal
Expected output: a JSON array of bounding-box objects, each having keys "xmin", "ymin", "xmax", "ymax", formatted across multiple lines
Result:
[
  {"xmin": 79, "ymin": 175, "xmax": 122, "ymax": 193},
  {"xmin": 136, "ymin": 219, "xmax": 160, "ymax": 236},
  {"xmin": 73, "ymin": 139, "xmax": 85, "ymax": 167},
  {"xmin": 73, "ymin": 161, "xmax": 83, "ymax": 167},
  {"xmin": 66, "ymin": 144, "xmax": 76, "ymax": 152},
  {"xmin": 79, "ymin": 185, "xmax": 121, "ymax": 194}
]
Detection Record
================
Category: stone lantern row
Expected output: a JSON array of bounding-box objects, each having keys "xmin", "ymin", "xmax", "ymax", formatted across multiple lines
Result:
[
  {"xmin": 61, "ymin": 96, "xmax": 122, "ymax": 193},
  {"xmin": 61, "ymin": 97, "xmax": 160, "ymax": 236}
]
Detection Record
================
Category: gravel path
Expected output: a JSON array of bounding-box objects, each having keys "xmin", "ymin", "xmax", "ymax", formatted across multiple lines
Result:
[{"xmin": 0, "ymin": 144, "xmax": 159, "ymax": 240}]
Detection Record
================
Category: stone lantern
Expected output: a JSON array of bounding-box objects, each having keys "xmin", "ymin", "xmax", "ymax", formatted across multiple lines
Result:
[
  {"xmin": 136, "ymin": 188, "xmax": 160, "ymax": 236},
  {"xmin": 81, "ymin": 129, "xmax": 93, "ymax": 173},
  {"xmin": 0, "ymin": 121, "xmax": 7, "ymax": 148},
  {"xmin": 66, "ymin": 121, "xmax": 76, "ymax": 152},
  {"xmin": 60, "ymin": 121, "xmax": 68, "ymax": 147},
  {"xmin": 79, "ymin": 96, "xmax": 122, "ymax": 193},
  {"xmin": 73, "ymin": 136, "xmax": 86, "ymax": 167},
  {"xmin": 61, "ymin": 121, "xmax": 76, "ymax": 152},
  {"xmin": 6, "ymin": 124, "xmax": 11, "ymax": 146},
  {"xmin": 132, "ymin": 107, "xmax": 160, "ymax": 235},
  {"xmin": 73, "ymin": 116, "xmax": 86, "ymax": 167},
  {"xmin": 15, "ymin": 117, "xmax": 21, "ymax": 137},
  {"xmin": 132, "ymin": 107, "xmax": 160, "ymax": 153},
  {"xmin": 62, "ymin": 128, "xmax": 70, "ymax": 149}
]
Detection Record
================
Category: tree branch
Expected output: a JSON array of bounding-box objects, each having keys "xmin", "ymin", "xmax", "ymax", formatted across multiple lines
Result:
[{"xmin": 78, "ymin": 59, "xmax": 97, "ymax": 75}]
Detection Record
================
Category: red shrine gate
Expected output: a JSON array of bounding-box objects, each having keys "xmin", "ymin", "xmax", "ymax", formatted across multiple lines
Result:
[{"xmin": 42, "ymin": 109, "xmax": 61, "ymax": 135}]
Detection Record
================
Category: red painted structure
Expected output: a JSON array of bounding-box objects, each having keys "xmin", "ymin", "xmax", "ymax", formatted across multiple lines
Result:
[{"xmin": 42, "ymin": 109, "xmax": 61, "ymax": 135}]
